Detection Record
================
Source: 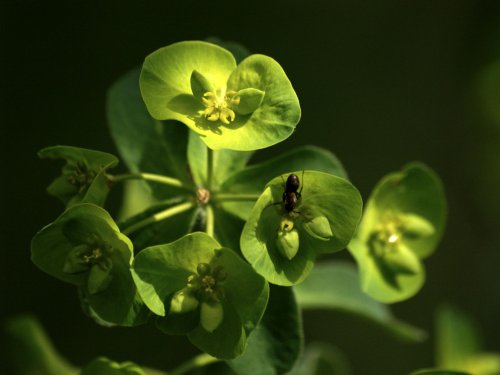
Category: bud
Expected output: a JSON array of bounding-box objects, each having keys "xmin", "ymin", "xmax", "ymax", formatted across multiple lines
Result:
[
  {"xmin": 400, "ymin": 213, "xmax": 435, "ymax": 239},
  {"xmin": 276, "ymin": 228, "xmax": 300, "ymax": 260},
  {"xmin": 303, "ymin": 215, "xmax": 333, "ymax": 241},
  {"xmin": 200, "ymin": 301, "xmax": 224, "ymax": 332},
  {"xmin": 382, "ymin": 244, "xmax": 420, "ymax": 275},
  {"xmin": 170, "ymin": 288, "xmax": 199, "ymax": 314},
  {"xmin": 197, "ymin": 263, "xmax": 211, "ymax": 276},
  {"xmin": 87, "ymin": 263, "xmax": 113, "ymax": 295}
]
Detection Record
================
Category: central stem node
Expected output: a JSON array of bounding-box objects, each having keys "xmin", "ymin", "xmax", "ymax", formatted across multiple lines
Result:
[{"xmin": 196, "ymin": 187, "xmax": 211, "ymax": 205}]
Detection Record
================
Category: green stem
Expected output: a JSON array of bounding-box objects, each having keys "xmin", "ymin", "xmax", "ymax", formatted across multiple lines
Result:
[
  {"xmin": 122, "ymin": 201, "xmax": 194, "ymax": 235},
  {"xmin": 108, "ymin": 172, "xmax": 186, "ymax": 189},
  {"xmin": 205, "ymin": 204, "xmax": 214, "ymax": 238},
  {"xmin": 213, "ymin": 193, "xmax": 261, "ymax": 201},
  {"xmin": 206, "ymin": 148, "xmax": 214, "ymax": 189},
  {"xmin": 169, "ymin": 353, "xmax": 220, "ymax": 375}
]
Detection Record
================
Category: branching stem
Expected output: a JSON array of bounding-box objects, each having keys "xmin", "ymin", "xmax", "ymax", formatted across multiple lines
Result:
[
  {"xmin": 122, "ymin": 201, "xmax": 194, "ymax": 235},
  {"xmin": 205, "ymin": 204, "xmax": 215, "ymax": 238},
  {"xmin": 169, "ymin": 353, "xmax": 220, "ymax": 375},
  {"xmin": 108, "ymin": 172, "xmax": 187, "ymax": 190},
  {"xmin": 206, "ymin": 148, "xmax": 214, "ymax": 189}
]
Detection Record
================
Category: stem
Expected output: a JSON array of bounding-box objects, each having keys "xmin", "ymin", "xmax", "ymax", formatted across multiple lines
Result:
[
  {"xmin": 122, "ymin": 201, "xmax": 194, "ymax": 235},
  {"xmin": 205, "ymin": 204, "xmax": 214, "ymax": 238},
  {"xmin": 108, "ymin": 172, "xmax": 186, "ymax": 189},
  {"xmin": 206, "ymin": 148, "xmax": 214, "ymax": 189},
  {"xmin": 213, "ymin": 193, "xmax": 261, "ymax": 201},
  {"xmin": 169, "ymin": 353, "xmax": 220, "ymax": 375}
]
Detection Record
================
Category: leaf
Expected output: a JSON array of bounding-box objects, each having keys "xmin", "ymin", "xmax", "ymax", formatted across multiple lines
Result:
[
  {"xmin": 288, "ymin": 343, "xmax": 352, "ymax": 375},
  {"xmin": 220, "ymin": 146, "xmax": 347, "ymax": 221},
  {"xmin": 5, "ymin": 315, "xmax": 78, "ymax": 375},
  {"xmin": 132, "ymin": 233, "xmax": 269, "ymax": 359},
  {"xmin": 228, "ymin": 286, "xmax": 303, "ymax": 375},
  {"xmin": 39, "ymin": 146, "xmax": 118, "ymax": 207},
  {"xmin": 294, "ymin": 262, "xmax": 426, "ymax": 342},
  {"xmin": 409, "ymin": 370, "xmax": 471, "ymax": 375},
  {"xmin": 220, "ymin": 54, "xmax": 300, "ymax": 150},
  {"xmin": 118, "ymin": 198, "xmax": 199, "ymax": 250},
  {"xmin": 187, "ymin": 130, "xmax": 253, "ymax": 189},
  {"xmin": 140, "ymin": 41, "xmax": 300, "ymax": 151},
  {"xmin": 81, "ymin": 357, "xmax": 145, "ymax": 375},
  {"xmin": 31, "ymin": 204, "xmax": 148, "ymax": 326},
  {"xmin": 241, "ymin": 171, "xmax": 362, "ymax": 286},
  {"xmin": 107, "ymin": 68, "xmax": 192, "ymax": 199},
  {"xmin": 140, "ymin": 41, "xmax": 236, "ymax": 131},
  {"xmin": 433, "ymin": 305, "xmax": 500, "ymax": 375},
  {"xmin": 348, "ymin": 162, "xmax": 446, "ymax": 303},
  {"xmin": 436, "ymin": 304, "xmax": 482, "ymax": 369}
]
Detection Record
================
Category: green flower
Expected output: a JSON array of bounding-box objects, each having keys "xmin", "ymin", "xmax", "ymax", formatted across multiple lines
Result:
[
  {"xmin": 241, "ymin": 171, "xmax": 363, "ymax": 286},
  {"xmin": 348, "ymin": 163, "xmax": 447, "ymax": 303},
  {"xmin": 140, "ymin": 41, "xmax": 300, "ymax": 150},
  {"xmin": 132, "ymin": 232, "xmax": 269, "ymax": 359},
  {"xmin": 31, "ymin": 204, "xmax": 148, "ymax": 326},
  {"xmin": 39, "ymin": 146, "xmax": 118, "ymax": 207}
]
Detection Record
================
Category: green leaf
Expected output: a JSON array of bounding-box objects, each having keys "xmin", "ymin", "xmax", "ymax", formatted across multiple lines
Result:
[
  {"xmin": 140, "ymin": 41, "xmax": 235, "ymax": 134},
  {"xmin": 31, "ymin": 204, "xmax": 148, "ymax": 326},
  {"xmin": 107, "ymin": 68, "xmax": 192, "ymax": 200},
  {"xmin": 81, "ymin": 357, "xmax": 145, "ymax": 375},
  {"xmin": 436, "ymin": 304, "xmax": 482, "ymax": 369},
  {"xmin": 294, "ymin": 262, "xmax": 426, "ymax": 342},
  {"xmin": 475, "ymin": 60, "xmax": 500, "ymax": 125},
  {"xmin": 220, "ymin": 54, "xmax": 300, "ymax": 150},
  {"xmin": 39, "ymin": 146, "xmax": 118, "ymax": 207},
  {"xmin": 288, "ymin": 343, "xmax": 352, "ymax": 375},
  {"xmin": 241, "ymin": 171, "xmax": 362, "ymax": 286},
  {"xmin": 191, "ymin": 70, "xmax": 215, "ymax": 100},
  {"xmin": 212, "ymin": 205, "xmax": 245, "ymax": 251},
  {"xmin": 232, "ymin": 88, "xmax": 265, "ymax": 115},
  {"xmin": 118, "ymin": 198, "xmax": 199, "ymax": 250},
  {"xmin": 5, "ymin": 315, "xmax": 78, "ymax": 375},
  {"xmin": 348, "ymin": 162, "xmax": 446, "ymax": 303},
  {"xmin": 132, "ymin": 233, "xmax": 269, "ymax": 359},
  {"xmin": 220, "ymin": 146, "xmax": 347, "ymax": 221},
  {"xmin": 187, "ymin": 130, "xmax": 253, "ymax": 189},
  {"xmin": 228, "ymin": 286, "xmax": 303, "ymax": 375},
  {"xmin": 409, "ymin": 370, "xmax": 471, "ymax": 375},
  {"xmin": 140, "ymin": 41, "xmax": 300, "ymax": 151}
]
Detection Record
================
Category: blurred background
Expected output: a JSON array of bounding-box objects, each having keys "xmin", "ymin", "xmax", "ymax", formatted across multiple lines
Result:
[{"xmin": 2, "ymin": 1, "xmax": 500, "ymax": 374}]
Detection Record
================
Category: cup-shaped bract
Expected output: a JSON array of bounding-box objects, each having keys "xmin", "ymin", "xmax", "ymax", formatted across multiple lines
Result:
[
  {"xmin": 140, "ymin": 41, "xmax": 300, "ymax": 151},
  {"xmin": 131, "ymin": 232, "xmax": 269, "ymax": 359},
  {"xmin": 39, "ymin": 146, "xmax": 118, "ymax": 207},
  {"xmin": 348, "ymin": 163, "xmax": 447, "ymax": 303},
  {"xmin": 241, "ymin": 171, "xmax": 363, "ymax": 286},
  {"xmin": 31, "ymin": 204, "xmax": 147, "ymax": 326}
]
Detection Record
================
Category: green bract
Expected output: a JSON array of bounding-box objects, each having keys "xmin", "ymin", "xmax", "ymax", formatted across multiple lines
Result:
[
  {"xmin": 140, "ymin": 41, "xmax": 300, "ymax": 150},
  {"xmin": 81, "ymin": 358, "xmax": 145, "ymax": 375},
  {"xmin": 31, "ymin": 204, "xmax": 148, "ymax": 326},
  {"xmin": 39, "ymin": 146, "xmax": 118, "ymax": 207},
  {"xmin": 131, "ymin": 232, "xmax": 269, "ymax": 359},
  {"xmin": 241, "ymin": 171, "xmax": 363, "ymax": 286},
  {"xmin": 348, "ymin": 163, "xmax": 446, "ymax": 303}
]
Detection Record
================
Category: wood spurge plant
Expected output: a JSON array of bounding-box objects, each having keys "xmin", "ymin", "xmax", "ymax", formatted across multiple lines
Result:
[{"xmin": 18, "ymin": 39, "xmax": 495, "ymax": 375}]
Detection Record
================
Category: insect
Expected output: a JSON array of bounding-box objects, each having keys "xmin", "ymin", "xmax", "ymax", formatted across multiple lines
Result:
[{"xmin": 281, "ymin": 172, "xmax": 304, "ymax": 213}]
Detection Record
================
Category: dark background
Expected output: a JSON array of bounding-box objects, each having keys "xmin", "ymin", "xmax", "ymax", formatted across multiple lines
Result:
[{"xmin": 2, "ymin": 1, "xmax": 500, "ymax": 374}]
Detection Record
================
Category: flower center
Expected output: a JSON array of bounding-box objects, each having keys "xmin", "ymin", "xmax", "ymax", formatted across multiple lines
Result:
[
  {"xmin": 187, "ymin": 263, "xmax": 227, "ymax": 302},
  {"xmin": 67, "ymin": 161, "xmax": 96, "ymax": 193},
  {"xmin": 201, "ymin": 89, "xmax": 240, "ymax": 125}
]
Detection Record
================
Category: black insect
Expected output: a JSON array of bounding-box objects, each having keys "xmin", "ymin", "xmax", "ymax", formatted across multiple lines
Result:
[{"xmin": 282, "ymin": 172, "xmax": 303, "ymax": 213}]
